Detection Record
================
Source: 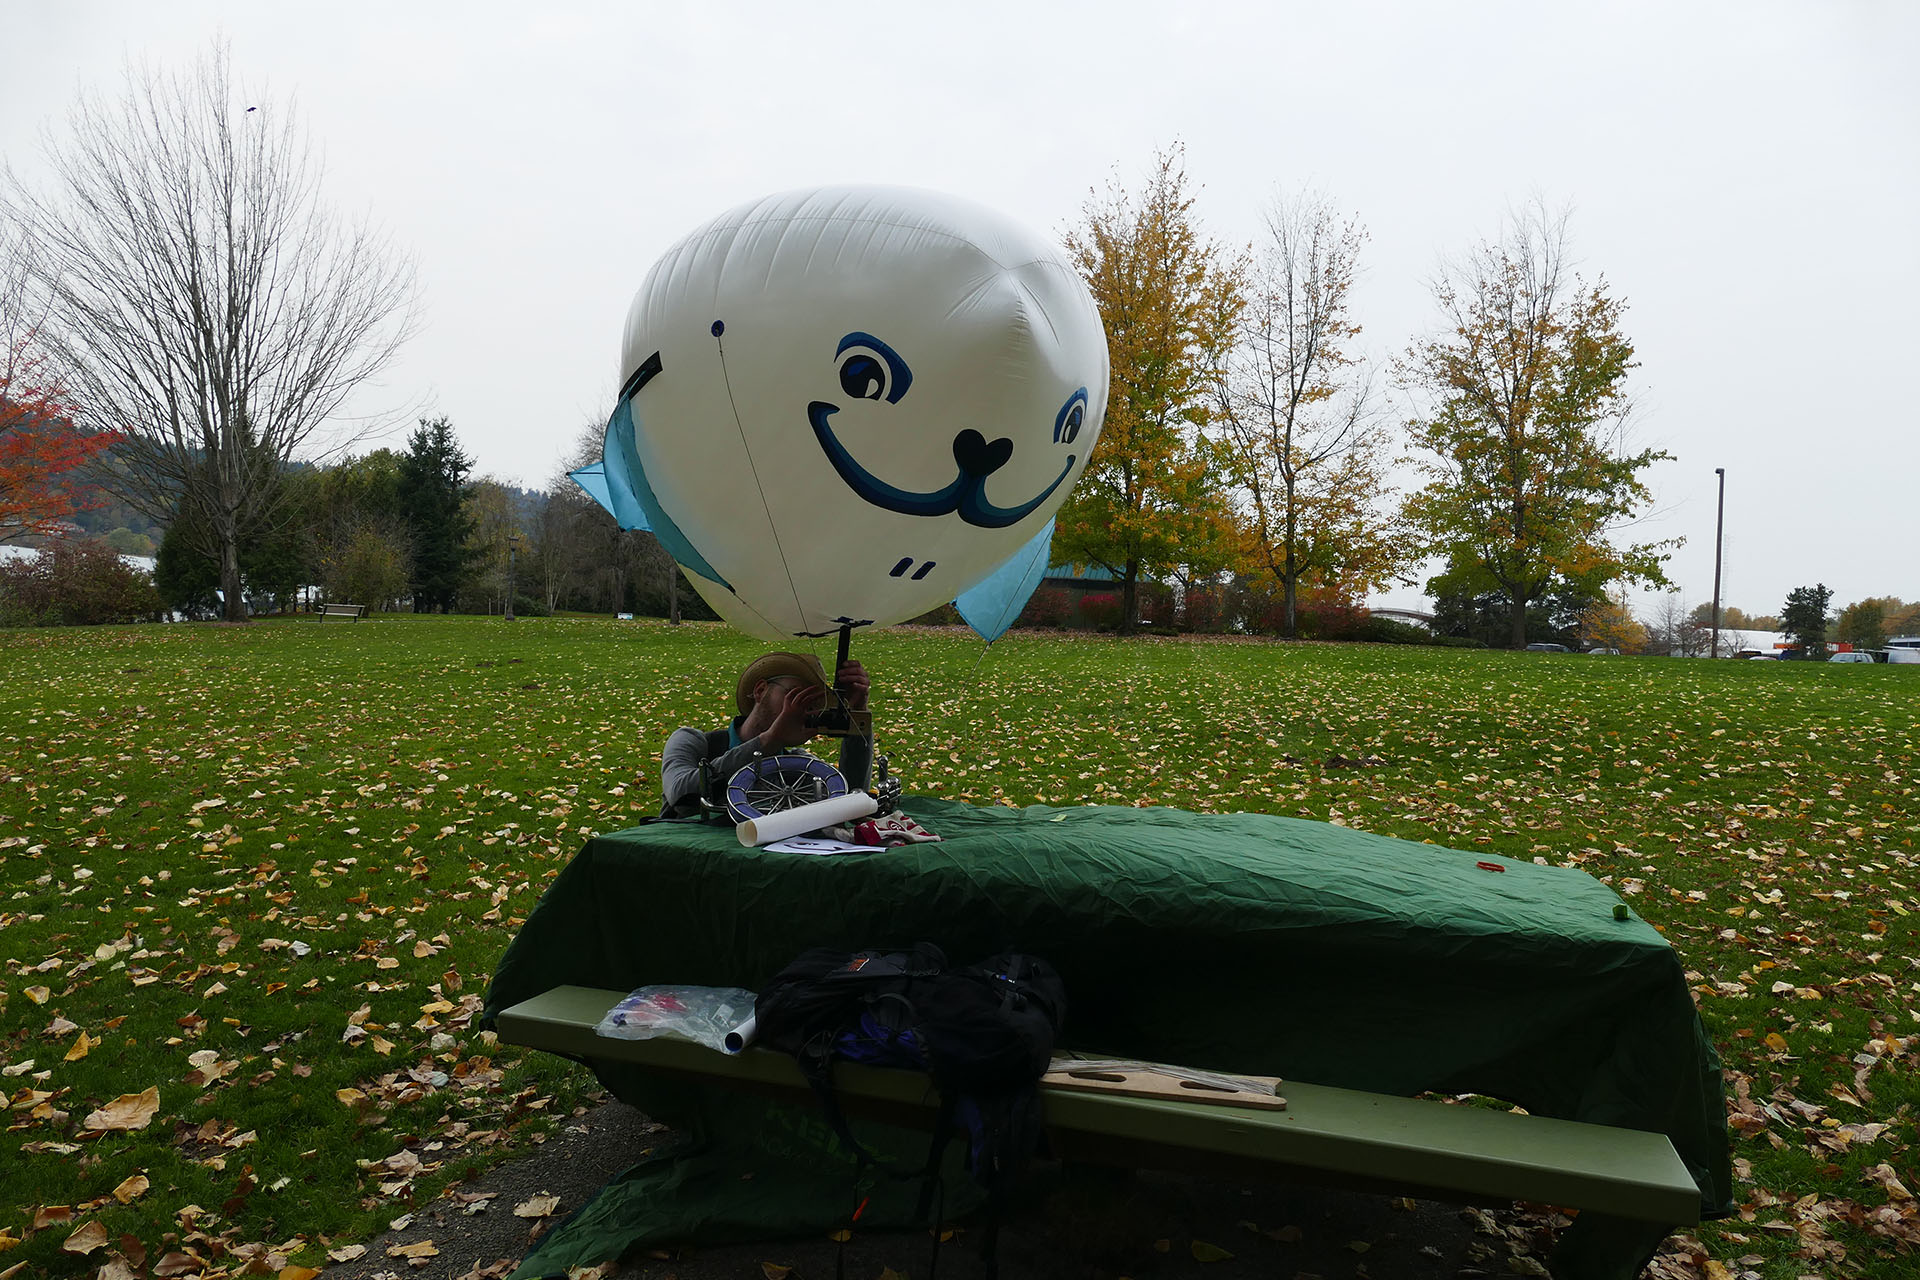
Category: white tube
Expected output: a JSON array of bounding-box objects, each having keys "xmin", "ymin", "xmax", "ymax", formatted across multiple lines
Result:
[
  {"xmin": 723, "ymin": 1015, "xmax": 757, "ymax": 1054},
  {"xmin": 737, "ymin": 791, "xmax": 879, "ymax": 847}
]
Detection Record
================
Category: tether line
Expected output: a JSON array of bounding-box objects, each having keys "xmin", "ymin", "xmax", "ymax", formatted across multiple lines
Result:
[{"xmin": 714, "ymin": 333, "xmax": 811, "ymax": 634}]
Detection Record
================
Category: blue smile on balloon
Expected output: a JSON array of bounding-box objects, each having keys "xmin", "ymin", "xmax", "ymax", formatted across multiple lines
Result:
[{"xmin": 808, "ymin": 332, "xmax": 1079, "ymax": 530}]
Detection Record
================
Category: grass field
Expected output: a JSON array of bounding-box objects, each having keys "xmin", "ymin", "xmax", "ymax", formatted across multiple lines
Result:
[{"xmin": 2, "ymin": 616, "xmax": 1917, "ymax": 1279}]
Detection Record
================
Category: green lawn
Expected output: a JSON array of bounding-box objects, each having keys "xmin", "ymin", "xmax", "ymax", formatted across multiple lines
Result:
[{"xmin": 2, "ymin": 617, "xmax": 1916, "ymax": 1278}]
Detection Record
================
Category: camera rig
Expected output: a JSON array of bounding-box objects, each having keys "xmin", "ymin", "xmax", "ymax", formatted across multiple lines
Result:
[{"xmin": 708, "ymin": 624, "xmax": 902, "ymax": 825}]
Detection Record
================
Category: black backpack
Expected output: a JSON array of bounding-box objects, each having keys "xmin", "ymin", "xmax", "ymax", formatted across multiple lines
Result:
[{"xmin": 752, "ymin": 943, "xmax": 1068, "ymax": 1275}]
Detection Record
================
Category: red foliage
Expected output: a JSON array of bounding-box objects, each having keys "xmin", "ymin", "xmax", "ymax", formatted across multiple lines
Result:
[
  {"xmin": 0, "ymin": 536, "xmax": 160, "ymax": 626},
  {"xmin": 1, "ymin": 345, "xmax": 116, "ymax": 538},
  {"xmin": 1295, "ymin": 587, "xmax": 1367, "ymax": 639},
  {"xmin": 1181, "ymin": 586, "xmax": 1227, "ymax": 632},
  {"xmin": 1015, "ymin": 585, "xmax": 1075, "ymax": 629},
  {"xmin": 1078, "ymin": 592, "xmax": 1123, "ymax": 631}
]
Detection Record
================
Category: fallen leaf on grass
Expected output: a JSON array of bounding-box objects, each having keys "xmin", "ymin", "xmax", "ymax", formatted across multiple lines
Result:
[
  {"xmin": 83, "ymin": 1087, "xmax": 160, "ymax": 1132},
  {"xmin": 326, "ymin": 1245, "xmax": 367, "ymax": 1263},
  {"xmin": 61, "ymin": 1221, "xmax": 109, "ymax": 1255},
  {"xmin": 761, "ymin": 1264, "xmax": 792, "ymax": 1280},
  {"xmin": 185, "ymin": 1050, "xmax": 237, "ymax": 1085},
  {"xmin": 1864, "ymin": 1163, "xmax": 1913, "ymax": 1199},
  {"xmin": 65, "ymin": 1031, "xmax": 95, "ymax": 1062},
  {"xmin": 388, "ymin": 1241, "xmax": 439, "ymax": 1259},
  {"xmin": 1, "ymin": 1060, "xmax": 36, "ymax": 1077},
  {"xmin": 514, "ymin": 1194, "xmax": 561, "ymax": 1218},
  {"xmin": 152, "ymin": 1253, "xmax": 203, "ymax": 1277},
  {"xmin": 0, "ymin": 1233, "xmax": 17, "ymax": 1254},
  {"xmin": 25, "ymin": 987, "xmax": 49, "ymax": 1005},
  {"xmin": 112, "ymin": 1175, "xmax": 149, "ymax": 1203},
  {"xmin": 98, "ymin": 1255, "xmax": 140, "ymax": 1280},
  {"xmin": 1191, "ymin": 1240, "xmax": 1234, "ymax": 1261},
  {"xmin": 32, "ymin": 1207, "xmax": 72, "ymax": 1229},
  {"xmin": 279, "ymin": 1266, "xmax": 322, "ymax": 1280}
]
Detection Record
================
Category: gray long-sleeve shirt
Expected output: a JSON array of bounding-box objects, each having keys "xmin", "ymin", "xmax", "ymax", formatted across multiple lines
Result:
[{"xmin": 659, "ymin": 718, "xmax": 872, "ymax": 817}]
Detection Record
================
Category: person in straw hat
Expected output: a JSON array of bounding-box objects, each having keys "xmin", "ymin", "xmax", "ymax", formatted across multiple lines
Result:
[{"xmin": 658, "ymin": 653, "xmax": 870, "ymax": 817}]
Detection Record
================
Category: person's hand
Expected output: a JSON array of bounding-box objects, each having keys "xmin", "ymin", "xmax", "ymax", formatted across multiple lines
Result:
[
  {"xmin": 762, "ymin": 682, "xmax": 824, "ymax": 751},
  {"xmin": 836, "ymin": 660, "xmax": 870, "ymax": 712}
]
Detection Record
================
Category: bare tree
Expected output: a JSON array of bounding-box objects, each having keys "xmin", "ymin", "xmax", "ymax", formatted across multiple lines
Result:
[
  {"xmin": 547, "ymin": 421, "xmax": 682, "ymax": 619},
  {"xmin": 1645, "ymin": 592, "xmax": 1709, "ymax": 656},
  {"xmin": 1209, "ymin": 192, "xmax": 1403, "ymax": 637},
  {"xmin": 0, "ymin": 220, "xmax": 47, "ymax": 438},
  {"xmin": 4, "ymin": 47, "xmax": 415, "ymax": 619}
]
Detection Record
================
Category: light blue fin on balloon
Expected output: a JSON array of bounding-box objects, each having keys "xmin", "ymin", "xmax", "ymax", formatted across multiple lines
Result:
[
  {"xmin": 955, "ymin": 517, "xmax": 1055, "ymax": 644},
  {"xmin": 572, "ymin": 397, "xmax": 732, "ymax": 592},
  {"xmin": 566, "ymin": 461, "xmax": 637, "ymax": 529}
]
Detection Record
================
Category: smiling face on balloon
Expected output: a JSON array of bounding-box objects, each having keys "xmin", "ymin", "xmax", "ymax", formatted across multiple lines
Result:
[
  {"xmin": 809, "ymin": 329, "xmax": 1088, "ymax": 530},
  {"xmin": 603, "ymin": 185, "xmax": 1109, "ymax": 641}
]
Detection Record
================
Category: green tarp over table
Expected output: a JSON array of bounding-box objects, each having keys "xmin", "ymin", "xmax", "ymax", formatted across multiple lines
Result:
[{"xmin": 483, "ymin": 799, "xmax": 1731, "ymax": 1270}]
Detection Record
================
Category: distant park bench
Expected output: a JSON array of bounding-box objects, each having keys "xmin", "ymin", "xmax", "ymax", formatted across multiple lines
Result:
[
  {"xmin": 498, "ymin": 985, "xmax": 1702, "ymax": 1270},
  {"xmin": 317, "ymin": 603, "xmax": 366, "ymax": 622}
]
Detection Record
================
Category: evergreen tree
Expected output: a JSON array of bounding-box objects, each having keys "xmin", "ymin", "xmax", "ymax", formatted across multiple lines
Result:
[
  {"xmin": 154, "ymin": 519, "xmax": 221, "ymax": 619},
  {"xmin": 398, "ymin": 416, "xmax": 474, "ymax": 613},
  {"xmin": 1780, "ymin": 584, "xmax": 1834, "ymax": 660}
]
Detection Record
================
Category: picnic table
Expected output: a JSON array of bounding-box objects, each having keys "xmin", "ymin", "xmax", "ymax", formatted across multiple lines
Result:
[{"xmin": 482, "ymin": 798, "xmax": 1731, "ymax": 1278}]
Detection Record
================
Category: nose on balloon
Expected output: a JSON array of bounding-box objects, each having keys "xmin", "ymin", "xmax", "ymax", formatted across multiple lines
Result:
[{"xmin": 952, "ymin": 429, "xmax": 1014, "ymax": 477}]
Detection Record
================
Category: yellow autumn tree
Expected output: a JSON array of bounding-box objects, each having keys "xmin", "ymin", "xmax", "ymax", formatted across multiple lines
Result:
[
  {"xmin": 1579, "ymin": 589, "xmax": 1647, "ymax": 653},
  {"xmin": 1208, "ymin": 191, "xmax": 1407, "ymax": 638},
  {"xmin": 1401, "ymin": 205, "xmax": 1675, "ymax": 649},
  {"xmin": 1053, "ymin": 146, "xmax": 1246, "ymax": 635}
]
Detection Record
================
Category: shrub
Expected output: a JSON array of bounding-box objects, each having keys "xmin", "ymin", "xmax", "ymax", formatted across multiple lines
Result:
[
  {"xmin": 327, "ymin": 523, "xmax": 410, "ymax": 612},
  {"xmin": 1137, "ymin": 582, "xmax": 1176, "ymax": 628},
  {"xmin": 1296, "ymin": 592, "xmax": 1367, "ymax": 640},
  {"xmin": 1078, "ymin": 592, "xmax": 1123, "ymax": 631},
  {"xmin": 902, "ymin": 602, "xmax": 962, "ymax": 626},
  {"xmin": 1177, "ymin": 587, "xmax": 1222, "ymax": 633},
  {"xmin": 0, "ymin": 537, "xmax": 161, "ymax": 626},
  {"xmin": 1015, "ymin": 585, "xmax": 1074, "ymax": 629},
  {"xmin": 1341, "ymin": 615, "xmax": 1440, "ymax": 646}
]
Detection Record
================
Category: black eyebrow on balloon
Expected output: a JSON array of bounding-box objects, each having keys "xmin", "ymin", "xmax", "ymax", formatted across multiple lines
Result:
[{"xmin": 619, "ymin": 351, "xmax": 663, "ymax": 401}]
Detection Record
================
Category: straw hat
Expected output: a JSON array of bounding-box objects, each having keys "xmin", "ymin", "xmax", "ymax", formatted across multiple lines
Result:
[{"xmin": 735, "ymin": 652, "xmax": 831, "ymax": 715}]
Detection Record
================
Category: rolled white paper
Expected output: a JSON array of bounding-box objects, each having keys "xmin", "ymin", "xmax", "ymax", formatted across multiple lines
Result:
[
  {"xmin": 723, "ymin": 1015, "xmax": 757, "ymax": 1054},
  {"xmin": 737, "ymin": 791, "xmax": 879, "ymax": 848}
]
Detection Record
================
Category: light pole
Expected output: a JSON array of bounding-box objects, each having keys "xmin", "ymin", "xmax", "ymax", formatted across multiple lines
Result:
[
  {"xmin": 505, "ymin": 532, "xmax": 520, "ymax": 622},
  {"xmin": 1710, "ymin": 468, "xmax": 1725, "ymax": 658}
]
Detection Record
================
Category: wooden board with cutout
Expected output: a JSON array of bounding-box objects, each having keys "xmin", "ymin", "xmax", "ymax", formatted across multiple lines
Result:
[{"xmin": 1042, "ymin": 1064, "xmax": 1287, "ymax": 1110}]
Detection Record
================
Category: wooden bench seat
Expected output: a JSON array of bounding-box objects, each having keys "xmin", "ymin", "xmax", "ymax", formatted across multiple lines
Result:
[{"xmin": 497, "ymin": 985, "xmax": 1701, "ymax": 1229}]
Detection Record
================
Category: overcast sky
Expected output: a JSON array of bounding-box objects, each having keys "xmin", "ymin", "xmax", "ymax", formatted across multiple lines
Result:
[{"xmin": 4, "ymin": 1, "xmax": 1914, "ymax": 620}]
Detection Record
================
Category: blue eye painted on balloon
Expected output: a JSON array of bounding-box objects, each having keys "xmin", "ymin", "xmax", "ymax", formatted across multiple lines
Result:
[
  {"xmin": 834, "ymin": 332, "xmax": 913, "ymax": 405},
  {"xmin": 1054, "ymin": 388, "xmax": 1089, "ymax": 444}
]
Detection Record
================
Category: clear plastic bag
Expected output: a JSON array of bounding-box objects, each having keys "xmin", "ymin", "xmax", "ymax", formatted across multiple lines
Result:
[{"xmin": 593, "ymin": 985, "xmax": 757, "ymax": 1052}]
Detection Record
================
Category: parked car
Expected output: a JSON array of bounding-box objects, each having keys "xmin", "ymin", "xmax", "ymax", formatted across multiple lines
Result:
[
  {"xmin": 1886, "ymin": 647, "xmax": 1920, "ymax": 664},
  {"xmin": 1525, "ymin": 642, "xmax": 1571, "ymax": 653},
  {"xmin": 1829, "ymin": 651, "xmax": 1875, "ymax": 664},
  {"xmin": 1586, "ymin": 647, "xmax": 1622, "ymax": 656}
]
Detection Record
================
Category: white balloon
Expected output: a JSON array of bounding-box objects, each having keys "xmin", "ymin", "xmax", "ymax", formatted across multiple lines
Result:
[{"xmin": 592, "ymin": 185, "xmax": 1108, "ymax": 641}]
